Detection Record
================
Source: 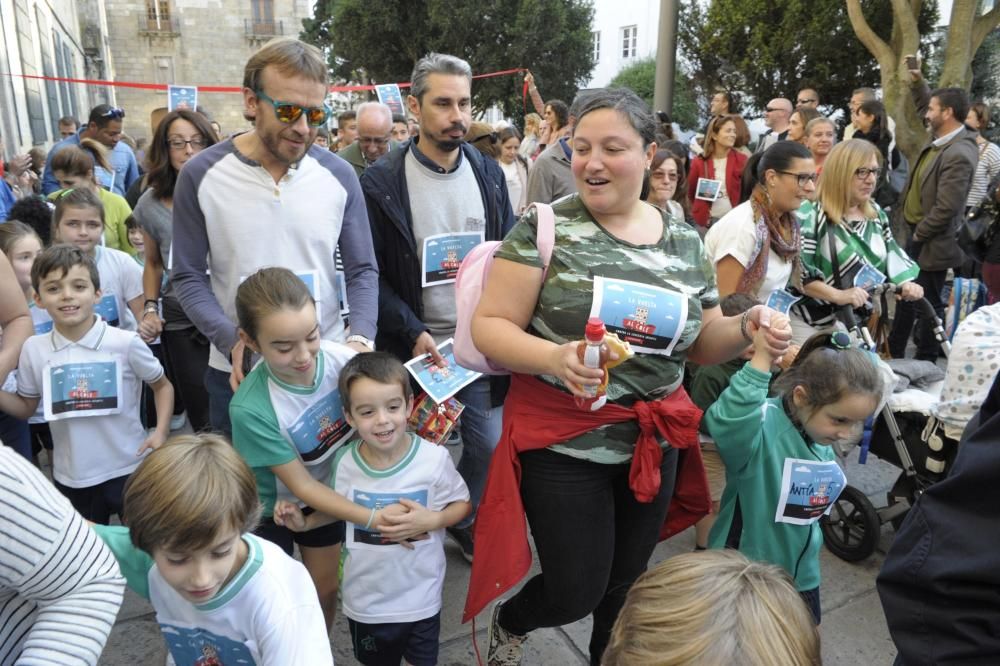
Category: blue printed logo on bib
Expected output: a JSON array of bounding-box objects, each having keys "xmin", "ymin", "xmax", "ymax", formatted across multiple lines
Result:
[
  {"xmin": 286, "ymin": 390, "xmax": 353, "ymax": 463},
  {"xmin": 94, "ymin": 294, "xmax": 121, "ymax": 327},
  {"xmin": 590, "ymin": 276, "xmax": 688, "ymax": 355},
  {"xmin": 160, "ymin": 623, "xmax": 257, "ymax": 665}
]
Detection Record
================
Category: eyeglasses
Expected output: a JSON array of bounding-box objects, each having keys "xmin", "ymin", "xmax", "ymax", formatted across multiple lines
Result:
[
  {"xmin": 777, "ymin": 170, "xmax": 819, "ymax": 187},
  {"xmin": 100, "ymin": 107, "xmax": 125, "ymax": 119},
  {"xmin": 652, "ymin": 171, "xmax": 679, "ymax": 181},
  {"xmin": 854, "ymin": 167, "xmax": 882, "ymax": 180},
  {"xmin": 167, "ymin": 137, "xmax": 208, "ymax": 150},
  {"xmin": 359, "ymin": 135, "xmax": 391, "ymax": 147},
  {"xmin": 765, "ymin": 107, "xmax": 788, "ymax": 114},
  {"xmin": 254, "ymin": 90, "xmax": 331, "ymax": 127}
]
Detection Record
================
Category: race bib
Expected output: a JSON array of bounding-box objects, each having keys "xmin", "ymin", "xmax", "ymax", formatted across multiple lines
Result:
[
  {"xmin": 335, "ymin": 271, "xmax": 349, "ymax": 315},
  {"xmin": 349, "ymin": 489, "xmax": 430, "ymax": 547},
  {"xmin": 43, "ymin": 359, "xmax": 123, "ymax": 420},
  {"xmin": 853, "ymin": 263, "xmax": 887, "ymax": 290},
  {"xmin": 421, "ymin": 232, "xmax": 483, "ymax": 287},
  {"xmin": 695, "ymin": 177, "xmax": 722, "ymax": 202},
  {"xmin": 590, "ymin": 276, "xmax": 688, "ymax": 355},
  {"xmin": 94, "ymin": 294, "xmax": 121, "ymax": 328},
  {"xmin": 774, "ymin": 458, "xmax": 846, "ymax": 526},
  {"xmin": 766, "ymin": 289, "xmax": 802, "ymax": 315},
  {"xmin": 285, "ymin": 389, "xmax": 353, "ymax": 464}
]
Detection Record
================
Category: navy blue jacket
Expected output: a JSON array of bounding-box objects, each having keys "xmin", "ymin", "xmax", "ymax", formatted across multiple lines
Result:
[{"xmin": 359, "ymin": 141, "xmax": 514, "ymax": 361}]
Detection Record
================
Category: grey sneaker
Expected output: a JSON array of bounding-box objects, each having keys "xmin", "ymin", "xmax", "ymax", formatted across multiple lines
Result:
[{"xmin": 487, "ymin": 601, "xmax": 526, "ymax": 666}]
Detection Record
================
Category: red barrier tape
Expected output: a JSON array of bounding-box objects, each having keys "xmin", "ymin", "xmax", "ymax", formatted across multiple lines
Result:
[{"xmin": 2, "ymin": 67, "xmax": 525, "ymax": 94}]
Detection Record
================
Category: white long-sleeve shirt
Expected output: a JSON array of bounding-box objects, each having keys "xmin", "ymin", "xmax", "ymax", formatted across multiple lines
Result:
[{"xmin": 0, "ymin": 445, "xmax": 125, "ymax": 665}]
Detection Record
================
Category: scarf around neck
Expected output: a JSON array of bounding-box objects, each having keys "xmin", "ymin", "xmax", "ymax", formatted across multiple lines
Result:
[{"xmin": 737, "ymin": 186, "xmax": 802, "ymax": 295}]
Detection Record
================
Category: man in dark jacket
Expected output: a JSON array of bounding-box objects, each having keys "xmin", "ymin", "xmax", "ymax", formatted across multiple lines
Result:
[
  {"xmin": 359, "ymin": 52, "xmax": 514, "ymax": 562},
  {"xmin": 888, "ymin": 65, "xmax": 978, "ymax": 361},
  {"xmin": 878, "ymin": 370, "xmax": 1000, "ymax": 664}
]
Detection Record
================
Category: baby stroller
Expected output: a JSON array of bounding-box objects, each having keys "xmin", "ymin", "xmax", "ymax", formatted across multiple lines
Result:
[{"xmin": 819, "ymin": 283, "xmax": 958, "ymax": 562}]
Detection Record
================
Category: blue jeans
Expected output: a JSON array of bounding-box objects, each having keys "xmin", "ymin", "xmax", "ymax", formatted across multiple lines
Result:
[
  {"xmin": 204, "ymin": 367, "xmax": 234, "ymax": 438},
  {"xmin": 454, "ymin": 377, "xmax": 503, "ymax": 527}
]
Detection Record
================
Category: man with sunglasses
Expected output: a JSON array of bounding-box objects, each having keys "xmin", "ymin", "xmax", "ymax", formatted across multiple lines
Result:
[
  {"xmin": 41, "ymin": 104, "xmax": 139, "ymax": 197},
  {"xmin": 337, "ymin": 102, "xmax": 401, "ymax": 177},
  {"xmin": 795, "ymin": 88, "xmax": 820, "ymax": 110},
  {"xmin": 754, "ymin": 98, "xmax": 793, "ymax": 153},
  {"xmin": 359, "ymin": 52, "xmax": 514, "ymax": 562},
  {"xmin": 170, "ymin": 37, "xmax": 379, "ymax": 437}
]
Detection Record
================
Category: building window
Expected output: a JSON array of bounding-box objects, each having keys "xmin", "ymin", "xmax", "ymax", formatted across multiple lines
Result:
[
  {"xmin": 621, "ymin": 25, "xmax": 637, "ymax": 59},
  {"xmin": 250, "ymin": 0, "xmax": 276, "ymax": 33},
  {"xmin": 144, "ymin": 0, "xmax": 171, "ymax": 30},
  {"xmin": 592, "ymin": 31, "xmax": 601, "ymax": 63}
]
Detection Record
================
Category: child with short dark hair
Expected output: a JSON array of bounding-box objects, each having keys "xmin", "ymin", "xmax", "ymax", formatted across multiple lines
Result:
[
  {"xmin": 275, "ymin": 352, "xmax": 471, "ymax": 666},
  {"xmin": 706, "ymin": 327, "xmax": 885, "ymax": 624},
  {"xmin": 0, "ymin": 244, "xmax": 173, "ymax": 522},
  {"xmin": 123, "ymin": 214, "xmax": 145, "ymax": 265},
  {"xmin": 94, "ymin": 433, "xmax": 333, "ymax": 665}
]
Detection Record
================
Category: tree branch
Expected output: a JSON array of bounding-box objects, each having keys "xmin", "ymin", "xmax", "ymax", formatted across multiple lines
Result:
[
  {"xmin": 845, "ymin": 0, "xmax": 893, "ymax": 63},
  {"xmin": 890, "ymin": 0, "xmax": 921, "ymax": 54},
  {"xmin": 972, "ymin": 5, "xmax": 1000, "ymax": 54}
]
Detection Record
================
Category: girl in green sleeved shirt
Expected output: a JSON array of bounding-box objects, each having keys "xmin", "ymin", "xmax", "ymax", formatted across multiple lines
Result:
[{"xmin": 706, "ymin": 328, "xmax": 885, "ymax": 624}]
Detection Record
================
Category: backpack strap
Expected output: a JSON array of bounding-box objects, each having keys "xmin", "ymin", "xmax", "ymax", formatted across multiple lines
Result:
[{"xmin": 533, "ymin": 202, "xmax": 556, "ymax": 279}]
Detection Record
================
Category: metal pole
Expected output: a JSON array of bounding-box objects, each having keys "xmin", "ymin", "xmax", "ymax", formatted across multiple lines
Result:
[{"xmin": 653, "ymin": 0, "xmax": 680, "ymax": 114}]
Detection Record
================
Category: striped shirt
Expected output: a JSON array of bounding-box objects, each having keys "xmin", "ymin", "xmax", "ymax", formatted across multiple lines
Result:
[
  {"xmin": 0, "ymin": 445, "xmax": 124, "ymax": 665},
  {"xmin": 967, "ymin": 141, "xmax": 1000, "ymax": 209}
]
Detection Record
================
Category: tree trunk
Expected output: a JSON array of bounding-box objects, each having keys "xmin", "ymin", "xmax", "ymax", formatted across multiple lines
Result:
[{"xmin": 846, "ymin": 0, "xmax": 1000, "ymax": 165}]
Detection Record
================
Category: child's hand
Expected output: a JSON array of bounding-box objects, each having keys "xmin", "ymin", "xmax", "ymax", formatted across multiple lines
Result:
[
  {"xmin": 377, "ymin": 499, "xmax": 438, "ymax": 543},
  {"xmin": 273, "ymin": 501, "xmax": 308, "ymax": 532},
  {"xmin": 746, "ymin": 306, "xmax": 792, "ymax": 361},
  {"xmin": 136, "ymin": 431, "xmax": 166, "ymax": 456}
]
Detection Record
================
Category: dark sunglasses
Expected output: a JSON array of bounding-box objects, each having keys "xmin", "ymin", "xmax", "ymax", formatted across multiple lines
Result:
[
  {"xmin": 255, "ymin": 90, "xmax": 331, "ymax": 127},
  {"xmin": 469, "ymin": 132, "xmax": 498, "ymax": 145},
  {"xmin": 101, "ymin": 107, "xmax": 125, "ymax": 120}
]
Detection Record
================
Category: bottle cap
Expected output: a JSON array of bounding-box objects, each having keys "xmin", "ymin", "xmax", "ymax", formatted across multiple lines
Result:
[{"xmin": 585, "ymin": 317, "xmax": 606, "ymax": 342}]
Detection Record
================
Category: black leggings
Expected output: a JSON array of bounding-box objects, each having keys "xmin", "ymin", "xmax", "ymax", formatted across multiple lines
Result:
[
  {"xmin": 161, "ymin": 326, "xmax": 211, "ymax": 432},
  {"xmin": 499, "ymin": 446, "xmax": 678, "ymax": 665}
]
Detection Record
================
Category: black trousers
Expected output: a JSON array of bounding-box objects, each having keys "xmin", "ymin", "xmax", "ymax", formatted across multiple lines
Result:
[
  {"xmin": 161, "ymin": 326, "xmax": 211, "ymax": 432},
  {"xmin": 888, "ymin": 266, "xmax": 947, "ymax": 361},
  {"xmin": 499, "ymin": 446, "xmax": 678, "ymax": 665}
]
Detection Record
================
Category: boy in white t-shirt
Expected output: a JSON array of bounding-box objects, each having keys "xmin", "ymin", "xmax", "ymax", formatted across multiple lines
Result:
[
  {"xmin": 94, "ymin": 433, "xmax": 333, "ymax": 666},
  {"xmin": 276, "ymin": 352, "xmax": 470, "ymax": 666},
  {"xmin": 0, "ymin": 244, "xmax": 173, "ymax": 523}
]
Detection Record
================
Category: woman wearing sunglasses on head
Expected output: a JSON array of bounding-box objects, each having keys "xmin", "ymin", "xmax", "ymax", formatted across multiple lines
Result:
[
  {"xmin": 789, "ymin": 139, "xmax": 923, "ymax": 345},
  {"xmin": 704, "ymin": 141, "xmax": 816, "ymax": 303}
]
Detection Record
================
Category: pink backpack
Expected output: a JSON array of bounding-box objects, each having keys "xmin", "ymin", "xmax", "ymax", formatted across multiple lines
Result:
[{"xmin": 453, "ymin": 202, "xmax": 556, "ymax": 374}]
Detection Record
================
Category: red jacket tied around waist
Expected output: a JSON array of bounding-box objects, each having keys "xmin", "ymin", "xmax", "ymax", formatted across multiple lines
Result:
[{"xmin": 463, "ymin": 373, "xmax": 711, "ymax": 622}]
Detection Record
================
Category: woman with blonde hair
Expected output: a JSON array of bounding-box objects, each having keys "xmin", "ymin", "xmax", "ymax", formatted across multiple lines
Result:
[
  {"xmin": 805, "ymin": 117, "xmax": 837, "ymax": 173},
  {"xmin": 790, "ymin": 138, "xmax": 923, "ymax": 344},
  {"xmin": 519, "ymin": 112, "xmax": 542, "ymax": 161},
  {"xmin": 602, "ymin": 549, "xmax": 820, "ymax": 665}
]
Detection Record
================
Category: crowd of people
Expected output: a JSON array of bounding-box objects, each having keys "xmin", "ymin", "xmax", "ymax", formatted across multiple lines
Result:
[{"xmin": 0, "ymin": 33, "xmax": 999, "ymax": 666}]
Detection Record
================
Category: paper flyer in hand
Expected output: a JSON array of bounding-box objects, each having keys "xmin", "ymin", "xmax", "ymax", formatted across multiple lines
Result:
[
  {"xmin": 853, "ymin": 263, "xmax": 887, "ymax": 290},
  {"xmin": 404, "ymin": 338, "xmax": 482, "ymax": 404}
]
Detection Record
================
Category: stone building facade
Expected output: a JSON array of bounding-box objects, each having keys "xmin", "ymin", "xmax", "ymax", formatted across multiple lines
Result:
[
  {"xmin": 0, "ymin": 0, "xmax": 113, "ymax": 153},
  {"xmin": 102, "ymin": 0, "xmax": 311, "ymax": 142}
]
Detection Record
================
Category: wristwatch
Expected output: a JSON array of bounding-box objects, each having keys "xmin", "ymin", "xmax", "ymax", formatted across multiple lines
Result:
[{"xmin": 346, "ymin": 334, "xmax": 375, "ymax": 351}]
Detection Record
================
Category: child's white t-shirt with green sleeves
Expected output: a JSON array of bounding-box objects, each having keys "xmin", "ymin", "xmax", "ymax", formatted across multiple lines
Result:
[
  {"xmin": 230, "ymin": 340, "xmax": 357, "ymax": 517},
  {"xmin": 336, "ymin": 435, "xmax": 469, "ymax": 624},
  {"xmin": 94, "ymin": 526, "xmax": 333, "ymax": 666}
]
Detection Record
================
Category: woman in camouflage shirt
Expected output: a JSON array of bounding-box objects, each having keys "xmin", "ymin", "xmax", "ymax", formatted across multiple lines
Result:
[{"xmin": 470, "ymin": 88, "xmax": 792, "ymax": 666}]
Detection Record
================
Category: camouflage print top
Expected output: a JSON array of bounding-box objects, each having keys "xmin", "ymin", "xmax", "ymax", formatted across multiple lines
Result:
[{"xmin": 494, "ymin": 195, "xmax": 719, "ymax": 463}]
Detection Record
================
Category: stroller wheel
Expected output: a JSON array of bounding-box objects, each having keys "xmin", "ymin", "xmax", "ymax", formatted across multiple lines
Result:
[{"xmin": 820, "ymin": 485, "xmax": 880, "ymax": 562}]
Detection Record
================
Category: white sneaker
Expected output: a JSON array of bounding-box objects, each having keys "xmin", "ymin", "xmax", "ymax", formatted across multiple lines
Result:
[
  {"xmin": 487, "ymin": 601, "xmax": 526, "ymax": 666},
  {"xmin": 170, "ymin": 412, "xmax": 187, "ymax": 431}
]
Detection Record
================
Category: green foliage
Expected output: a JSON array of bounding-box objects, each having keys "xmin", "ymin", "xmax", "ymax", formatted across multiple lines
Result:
[
  {"xmin": 678, "ymin": 0, "xmax": 938, "ymax": 122},
  {"xmin": 608, "ymin": 57, "xmax": 700, "ymax": 131},
  {"xmin": 301, "ymin": 0, "xmax": 595, "ymax": 121}
]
